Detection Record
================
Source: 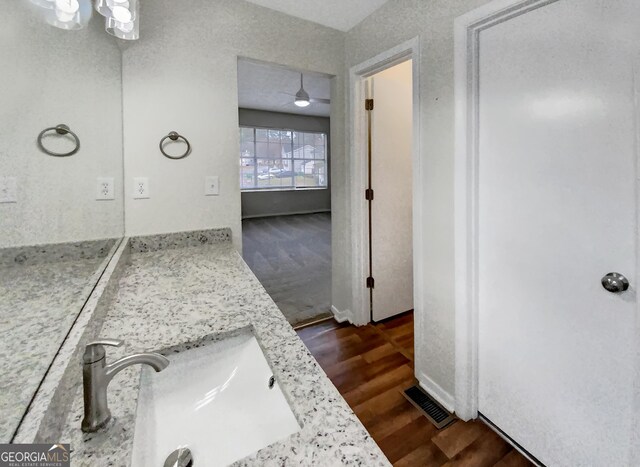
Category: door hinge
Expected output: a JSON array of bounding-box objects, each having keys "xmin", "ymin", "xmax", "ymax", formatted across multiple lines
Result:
[
  {"xmin": 366, "ymin": 276, "xmax": 375, "ymax": 289},
  {"xmin": 365, "ymin": 98, "xmax": 374, "ymax": 110},
  {"xmin": 365, "ymin": 188, "xmax": 374, "ymax": 201}
]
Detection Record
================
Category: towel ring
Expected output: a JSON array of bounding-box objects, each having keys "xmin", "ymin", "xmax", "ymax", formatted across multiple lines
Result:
[
  {"xmin": 37, "ymin": 124, "xmax": 80, "ymax": 157},
  {"xmin": 159, "ymin": 131, "xmax": 191, "ymax": 160}
]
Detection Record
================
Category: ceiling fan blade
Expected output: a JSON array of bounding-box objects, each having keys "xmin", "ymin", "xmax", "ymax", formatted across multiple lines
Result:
[{"xmin": 310, "ymin": 97, "xmax": 331, "ymax": 105}]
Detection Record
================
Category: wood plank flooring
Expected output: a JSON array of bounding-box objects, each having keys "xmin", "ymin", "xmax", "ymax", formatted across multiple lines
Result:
[{"xmin": 296, "ymin": 312, "xmax": 533, "ymax": 466}]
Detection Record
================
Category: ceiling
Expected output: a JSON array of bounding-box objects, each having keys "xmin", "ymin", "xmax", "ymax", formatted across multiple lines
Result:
[
  {"xmin": 237, "ymin": 59, "xmax": 332, "ymax": 117},
  {"xmin": 243, "ymin": 0, "xmax": 390, "ymax": 32}
]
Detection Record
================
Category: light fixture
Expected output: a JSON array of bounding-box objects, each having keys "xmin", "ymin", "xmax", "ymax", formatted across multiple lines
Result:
[
  {"xmin": 105, "ymin": 14, "xmax": 138, "ymax": 39},
  {"xmin": 30, "ymin": 0, "xmax": 140, "ymax": 40},
  {"xmin": 110, "ymin": 5, "xmax": 131, "ymax": 22},
  {"xmin": 93, "ymin": 0, "xmax": 111, "ymax": 16},
  {"xmin": 54, "ymin": 0, "xmax": 79, "ymax": 21},
  {"xmin": 99, "ymin": 0, "xmax": 139, "ymax": 40},
  {"xmin": 294, "ymin": 74, "xmax": 311, "ymax": 108},
  {"xmin": 32, "ymin": 0, "xmax": 92, "ymax": 30}
]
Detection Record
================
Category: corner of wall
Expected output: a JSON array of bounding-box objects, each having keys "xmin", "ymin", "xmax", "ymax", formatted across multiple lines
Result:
[
  {"xmin": 330, "ymin": 305, "xmax": 350, "ymax": 323},
  {"xmin": 417, "ymin": 370, "xmax": 456, "ymax": 414}
]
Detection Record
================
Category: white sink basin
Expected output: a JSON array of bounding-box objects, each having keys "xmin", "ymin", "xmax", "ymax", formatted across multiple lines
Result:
[{"xmin": 131, "ymin": 332, "xmax": 301, "ymax": 467}]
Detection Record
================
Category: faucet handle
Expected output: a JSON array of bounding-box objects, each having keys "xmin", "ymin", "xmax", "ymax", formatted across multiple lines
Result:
[
  {"xmin": 87, "ymin": 338, "xmax": 124, "ymax": 348},
  {"xmin": 83, "ymin": 338, "xmax": 124, "ymax": 364}
]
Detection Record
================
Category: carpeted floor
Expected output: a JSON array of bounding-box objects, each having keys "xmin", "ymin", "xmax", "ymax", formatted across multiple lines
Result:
[{"xmin": 242, "ymin": 213, "xmax": 332, "ymax": 326}]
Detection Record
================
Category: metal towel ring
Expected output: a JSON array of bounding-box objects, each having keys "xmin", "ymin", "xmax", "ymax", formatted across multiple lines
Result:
[
  {"xmin": 159, "ymin": 131, "xmax": 191, "ymax": 160},
  {"xmin": 37, "ymin": 124, "xmax": 80, "ymax": 157}
]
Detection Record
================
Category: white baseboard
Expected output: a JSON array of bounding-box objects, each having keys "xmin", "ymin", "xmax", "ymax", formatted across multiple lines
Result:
[
  {"xmin": 241, "ymin": 209, "xmax": 331, "ymax": 220},
  {"xmin": 417, "ymin": 371, "xmax": 455, "ymax": 413},
  {"xmin": 331, "ymin": 305, "xmax": 352, "ymax": 323}
]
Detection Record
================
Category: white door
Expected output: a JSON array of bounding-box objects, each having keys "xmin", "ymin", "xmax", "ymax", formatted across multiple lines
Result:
[
  {"xmin": 370, "ymin": 60, "xmax": 413, "ymax": 322},
  {"xmin": 477, "ymin": 1, "xmax": 639, "ymax": 465}
]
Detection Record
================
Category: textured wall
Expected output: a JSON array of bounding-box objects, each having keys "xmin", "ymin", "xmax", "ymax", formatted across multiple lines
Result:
[
  {"xmin": 121, "ymin": 0, "xmax": 344, "ymax": 249},
  {"xmin": 0, "ymin": 2, "xmax": 124, "ymax": 247},
  {"xmin": 239, "ymin": 108, "xmax": 331, "ymax": 218},
  {"xmin": 121, "ymin": 0, "xmax": 351, "ymax": 314},
  {"xmin": 345, "ymin": 0, "xmax": 494, "ymax": 403}
]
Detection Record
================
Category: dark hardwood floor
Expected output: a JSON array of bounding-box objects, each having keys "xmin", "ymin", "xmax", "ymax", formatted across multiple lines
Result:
[{"xmin": 296, "ymin": 312, "xmax": 533, "ymax": 467}]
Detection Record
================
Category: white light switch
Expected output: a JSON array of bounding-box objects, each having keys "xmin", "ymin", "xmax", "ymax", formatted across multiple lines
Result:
[
  {"xmin": 96, "ymin": 177, "xmax": 115, "ymax": 200},
  {"xmin": 205, "ymin": 176, "xmax": 219, "ymax": 196},
  {"xmin": 133, "ymin": 177, "xmax": 149, "ymax": 199},
  {"xmin": 0, "ymin": 177, "xmax": 17, "ymax": 203}
]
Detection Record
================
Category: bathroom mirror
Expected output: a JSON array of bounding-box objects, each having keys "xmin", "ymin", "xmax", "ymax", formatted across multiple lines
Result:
[{"xmin": 0, "ymin": 2, "xmax": 124, "ymax": 441}]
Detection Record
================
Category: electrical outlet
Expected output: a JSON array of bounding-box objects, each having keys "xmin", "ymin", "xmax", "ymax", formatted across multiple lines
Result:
[
  {"xmin": 0, "ymin": 177, "xmax": 17, "ymax": 203},
  {"xmin": 96, "ymin": 177, "xmax": 115, "ymax": 200},
  {"xmin": 205, "ymin": 176, "xmax": 219, "ymax": 196},
  {"xmin": 133, "ymin": 177, "xmax": 149, "ymax": 199}
]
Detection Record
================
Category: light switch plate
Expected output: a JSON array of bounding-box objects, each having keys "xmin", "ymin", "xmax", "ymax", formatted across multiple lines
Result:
[
  {"xmin": 205, "ymin": 176, "xmax": 219, "ymax": 196},
  {"xmin": 96, "ymin": 177, "xmax": 115, "ymax": 200},
  {"xmin": 0, "ymin": 177, "xmax": 17, "ymax": 203},
  {"xmin": 133, "ymin": 177, "xmax": 149, "ymax": 199}
]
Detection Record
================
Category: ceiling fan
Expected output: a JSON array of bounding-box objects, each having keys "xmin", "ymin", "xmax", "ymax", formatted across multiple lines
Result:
[{"xmin": 283, "ymin": 74, "xmax": 330, "ymax": 108}]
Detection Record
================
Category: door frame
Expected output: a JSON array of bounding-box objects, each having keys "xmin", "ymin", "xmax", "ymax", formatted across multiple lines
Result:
[
  {"xmin": 347, "ymin": 37, "xmax": 421, "ymax": 326},
  {"xmin": 632, "ymin": 52, "xmax": 640, "ymax": 467},
  {"xmin": 454, "ymin": 8, "xmax": 640, "ymax": 464}
]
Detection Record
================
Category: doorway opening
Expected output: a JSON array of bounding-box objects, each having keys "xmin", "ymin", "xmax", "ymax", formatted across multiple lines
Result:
[
  {"xmin": 348, "ymin": 37, "xmax": 422, "ymax": 333},
  {"xmin": 236, "ymin": 58, "xmax": 334, "ymax": 327},
  {"xmin": 364, "ymin": 58, "xmax": 414, "ymax": 323}
]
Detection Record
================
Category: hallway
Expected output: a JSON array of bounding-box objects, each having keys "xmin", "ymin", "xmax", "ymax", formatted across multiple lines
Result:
[{"xmin": 297, "ymin": 313, "xmax": 532, "ymax": 466}]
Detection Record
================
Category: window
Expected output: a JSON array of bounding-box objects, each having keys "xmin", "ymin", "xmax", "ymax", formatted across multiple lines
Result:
[{"xmin": 240, "ymin": 126, "xmax": 328, "ymax": 191}]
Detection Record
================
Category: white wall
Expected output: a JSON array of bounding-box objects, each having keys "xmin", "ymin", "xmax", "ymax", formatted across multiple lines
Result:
[
  {"xmin": 0, "ymin": 2, "xmax": 123, "ymax": 247},
  {"xmin": 121, "ymin": 0, "xmax": 345, "ymax": 259},
  {"xmin": 345, "ymin": 0, "xmax": 494, "ymax": 405}
]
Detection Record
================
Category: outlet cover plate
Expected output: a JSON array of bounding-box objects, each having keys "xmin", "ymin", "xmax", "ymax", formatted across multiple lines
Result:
[
  {"xmin": 0, "ymin": 177, "xmax": 17, "ymax": 203},
  {"xmin": 205, "ymin": 176, "xmax": 219, "ymax": 196},
  {"xmin": 133, "ymin": 177, "xmax": 150, "ymax": 199},
  {"xmin": 96, "ymin": 177, "xmax": 115, "ymax": 200}
]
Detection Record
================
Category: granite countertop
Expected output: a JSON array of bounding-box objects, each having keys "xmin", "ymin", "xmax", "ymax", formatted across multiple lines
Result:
[
  {"xmin": 60, "ymin": 238, "xmax": 390, "ymax": 466},
  {"xmin": 0, "ymin": 239, "xmax": 116, "ymax": 442}
]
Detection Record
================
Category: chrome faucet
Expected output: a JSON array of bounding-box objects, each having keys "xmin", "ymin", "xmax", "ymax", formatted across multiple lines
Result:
[{"xmin": 81, "ymin": 338, "xmax": 169, "ymax": 433}]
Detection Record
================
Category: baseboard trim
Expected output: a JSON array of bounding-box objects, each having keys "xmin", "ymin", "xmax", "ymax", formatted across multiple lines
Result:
[
  {"xmin": 292, "ymin": 314, "xmax": 334, "ymax": 330},
  {"xmin": 331, "ymin": 305, "xmax": 352, "ymax": 323},
  {"xmin": 417, "ymin": 371, "xmax": 455, "ymax": 414},
  {"xmin": 241, "ymin": 209, "xmax": 331, "ymax": 220}
]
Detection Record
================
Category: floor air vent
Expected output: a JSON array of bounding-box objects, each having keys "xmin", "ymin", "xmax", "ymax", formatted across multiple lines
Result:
[{"xmin": 403, "ymin": 385, "xmax": 456, "ymax": 429}]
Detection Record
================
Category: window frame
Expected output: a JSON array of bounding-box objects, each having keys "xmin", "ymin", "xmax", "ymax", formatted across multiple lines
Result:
[{"xmin": 239, "ymin": 125, "xmax": 329, "ymax": 192}]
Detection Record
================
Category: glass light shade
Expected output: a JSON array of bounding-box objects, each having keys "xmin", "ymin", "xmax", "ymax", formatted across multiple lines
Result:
[
  {"xmin": 54, "ymin": 0, "xmax": 79, "ymax": 22},
  {"xmin": 116, "ymin": 19, "xmax": 134, "ymax": 33},
  {"xmin": 105, "ymin": 0, "xmax": 139, "ymax": 41},
  {"xmin": 122, "ymin": 0, "xmax": 137, "ymax": 21},
  {"xmin": 106, "ymin": 0, "xmax": 129, "ymax": 7},
  {"xmin": 105, "ymin": 17, "xmax": 139, "ymax": 40},
  {"xmin": 96, "ymin": 0, "xmax": 136, "ymax": 20},
  {"xmin": 94, "ymin": 0, "xmax": 112, "ymax": 16},
  {"xmin": 45, "ymin": 0, "xmax": 91, "ymax": 30},
  {"xmin": 111, "ymin": 5, "xmax": 131, "ymax": 22}
]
